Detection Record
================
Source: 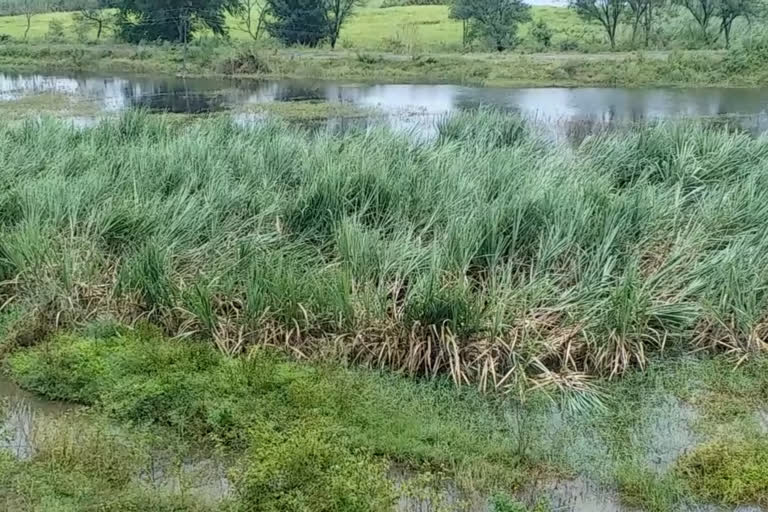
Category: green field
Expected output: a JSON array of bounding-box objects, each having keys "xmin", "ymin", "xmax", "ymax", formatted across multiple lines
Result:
[{"xmin": 0, "ymin": 5, "xmax": 640, "ymax": 52}]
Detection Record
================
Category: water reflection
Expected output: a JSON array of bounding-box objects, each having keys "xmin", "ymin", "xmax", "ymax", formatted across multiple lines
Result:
[
  {"xmin": 0, "ymin": 375, "xmax": 77, "ymax": 459},
  {"xmin": 2, "ymin": 71, "xmax": 768, "ymax": 135}
]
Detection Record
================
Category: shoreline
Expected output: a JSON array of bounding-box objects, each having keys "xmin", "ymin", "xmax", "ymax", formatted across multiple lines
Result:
[{"xmin": 0, "ymin": 42, "xmax": 764, "ymax": 88}]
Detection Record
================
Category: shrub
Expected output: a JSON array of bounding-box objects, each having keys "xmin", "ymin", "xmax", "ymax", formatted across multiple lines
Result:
[
  {"xmin": 530, "ymin": 18, "xmax": 553, "ymax": 49},
  {"xmin": 356, "ymin": 52, "xmax": 383, "ymax": 64},
  {"xmin": 559, "ymin": 38, "xmax": 579, "ymax": 51},
  {"xmin": 724, "ymin": 34, "xmax": 768, "ymax": 74},
  {"xmin": 677, "ymin": 438, "xmax": 768, "ymax": 505},
  {"xmin": 235, "ymin": 421, "xmax": 395, "ymax": 512},
  {"xmin": 46, "ymin": 19, "xmax": 67, "ymax": 42},
  {"xmin": 216, "ymin": 48, "xmax": 271, "ymax": 74}
]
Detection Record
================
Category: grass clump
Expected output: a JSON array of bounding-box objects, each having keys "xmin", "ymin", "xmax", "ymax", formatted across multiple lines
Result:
[
  {"xmin": 1, "ymin": 112, "xmax": 768, "ymax": 390},
  {"xmin": 616, "ymin": 464, "xmax": 686, "ymax": 512},
  {"xmin": 677, "ymin": 438, "xmax": 768, "ymax": 505}
]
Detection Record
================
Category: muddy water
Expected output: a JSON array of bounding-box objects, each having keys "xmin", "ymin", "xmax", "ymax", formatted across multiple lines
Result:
[
  {"xmin": 0, "ymin": 374, "xmax": 76, "ymax": 459},
  {"xmin": 139, "ymin": 453, "xmax": 233, "ymax": 503},
  {"xmin": 0, "ymin": 375, "xmax": 233, "ymax": 503},
  {"xmin": 645, "ymin": 397, "xmax": 698, "ymax": 473},
  {"xmin": 3, "ymin": 71, "xmax": 768, "ymax": 137}
]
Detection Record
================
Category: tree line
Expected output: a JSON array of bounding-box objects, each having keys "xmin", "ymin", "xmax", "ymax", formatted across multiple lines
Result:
[
  {"xmin": 0, "ymin": 0, "xmax": 360, "ymax": 47},
  {"xmin": 573, "ymin": 0, "xmax": 760, "ymax": 49},
  {"xmin": 0, "ymin": 0, "xmax": 762, "ymax": 50}
]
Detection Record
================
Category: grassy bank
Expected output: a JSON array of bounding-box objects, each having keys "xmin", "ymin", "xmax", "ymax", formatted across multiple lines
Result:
[
  {"xmin": 0, "ymin": 111, "xmax": 767, "ymax": 386},
  {"xmin": 2, "ymin": 41, "xmax": 767, "ymax": 87},
  {"xmin": 2, "ymin": 2, "xmax": 768, "ymax": 86}
]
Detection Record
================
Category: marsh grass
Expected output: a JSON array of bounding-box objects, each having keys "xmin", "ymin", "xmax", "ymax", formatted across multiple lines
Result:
[{"xmin": 0, "ymin": 112, "xmax": 768, "ymax": 390}]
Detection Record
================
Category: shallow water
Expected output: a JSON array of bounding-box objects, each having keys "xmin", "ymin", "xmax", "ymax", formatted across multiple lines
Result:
[
  {"xmin": 139, "ymin": 453, "xmax": 233, "ymax": 503},
  {"xmin": 3, "ymin": 71, "xmax": 768, "ymax": 137},
  {"xmin": 0, "ymin": 375, "xmax": 76, "ymax": 459},
  {"xmin": 0, "ymin": 375, "xmax": 233, "ymax": 502},
  {"xmin": 645, "ymin": 397, "xmax": 698, "ymax": 473}
]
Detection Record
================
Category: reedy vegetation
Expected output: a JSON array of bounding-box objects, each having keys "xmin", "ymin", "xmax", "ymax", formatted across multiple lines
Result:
[{"xmin": 1, "ymin": 111, "xmax": 767, "ymax": 390}]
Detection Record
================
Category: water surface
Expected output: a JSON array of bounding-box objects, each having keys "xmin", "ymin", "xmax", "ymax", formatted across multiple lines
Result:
[{"xmin": 2, "ymin": 71, "xmax": 768, "ymax": 136}]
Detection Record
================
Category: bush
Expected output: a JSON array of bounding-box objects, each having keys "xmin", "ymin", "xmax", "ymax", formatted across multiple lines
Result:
[
  {"xmin": 356, "ymin": 52, "xmax": 383, "ymax": 64},
  {"xmin": 46, "ymin": 19, "xmax": 67, "ymax": 42},
  {"xmin": 559, "ymin": 38, "xmax": 579, "ymax": 51},
  {"xmin": 724, "ymin": 34, "xmax": 768, "ymax": 74},
  {"xmin": 530, "ymin": 18, "xmax": 553, "ymax": 49},
  {"xmin": 216, "ymin": 48, "xmax": 271, "ymax": 74}
]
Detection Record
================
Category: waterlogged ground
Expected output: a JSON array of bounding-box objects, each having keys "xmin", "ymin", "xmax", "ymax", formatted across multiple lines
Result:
[
  {"xmin": 2, "ymin": 108, "xmax": 768, "ymax": 510},
  {"xmin": 3, "ymin": 327, "xmax": 768, "ymax": 511}
]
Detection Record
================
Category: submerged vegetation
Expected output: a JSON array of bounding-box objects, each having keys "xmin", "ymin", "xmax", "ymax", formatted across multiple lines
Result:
[
  {"xmin": 0, "ymin": 111, "xmax": 766, "ymax": 388},
  {"xmin": 7, "ymin": 326, "xmax": 768, "ymax": 509},
  {"xmin": 2, "ymin": 328, "xmax": 521, "ymax": 510},
  {"xmin": 0, "ymin": 91, "xmax": 101, "ymax": 119}
]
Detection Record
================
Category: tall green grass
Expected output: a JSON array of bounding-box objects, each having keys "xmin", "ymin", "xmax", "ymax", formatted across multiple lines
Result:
[{"xmin": 1, "ymin": 111, "xmax": 767, "ymax": 388}]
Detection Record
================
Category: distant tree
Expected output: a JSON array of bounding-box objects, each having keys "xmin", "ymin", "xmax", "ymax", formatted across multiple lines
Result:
[
  {"xmin": 570, "ymin": 0, "xmax": 626, "ymax": 49},
  {"xmin": 322, "ymin": 0, "xmax": 362, "ymax": 48},
  {"xmin": 265, "ymin": 0, "xmax": 328, "ymax": 46},
  {"xmin": 717, "ymin": 0, "xmax": 757, "ymax": 47},
  {"xmin": 265, "ymin": 0, "xmax": 361, "ymax": 48},
  {"xmin": 71, "ymin": 0, "xmax": 112, "ymax": 40},
  {"xmin": 234, "ymin": 0, "xmax": 267, "ymax": 41},
  {"xmin": 22, "ymin": 0, "xmax": 37, "ymax": 40},
  {"xmin": 73, "ymin": 9, "xmax": 109, "ymax": 40},
  {"xmin": 114, "ymin": 0, "xmax": 240, "ymax": 43},
  {"xmin": 641, "ymin": 0, "xmax": 658, "ymax": 47},
  {"xmin": 626, "ymin": 0, "xmax": 648, "ymax": 46},
  {"xmin": 675, "ymin": 0, "xmax": 718, "ymax": 44},
  {"xmin": 530, "ymin": 18, "xmax": 553, "ymax": 48},
  {"xmin": 0, "ymin": 0, "xmax": 49, "ymax": 18},
  {"xmin": 449, "ymin": 0, "xmax": 531, "ymax": 51}
]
